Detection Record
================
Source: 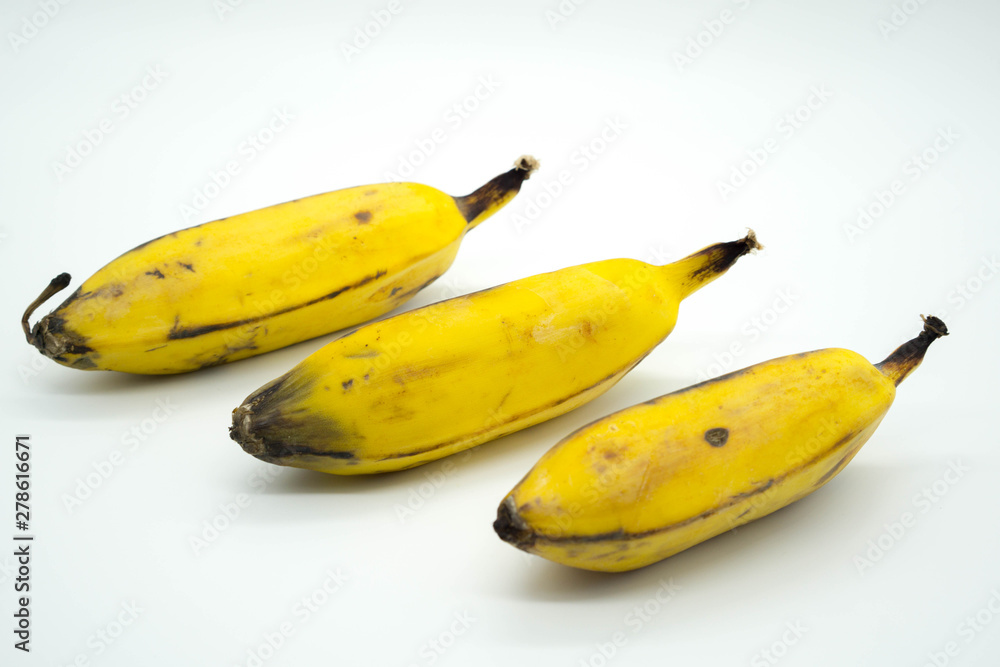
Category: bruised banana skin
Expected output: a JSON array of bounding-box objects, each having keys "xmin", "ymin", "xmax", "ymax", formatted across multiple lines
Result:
[
  {"xmin": 230, "ymin": 232, "xmax": 761, "ymax": 474},
  {"xmin": 20, "ymin": 156, "xmax": 539, "ymax": 374},
  {"xmin": 494, "ymin": 316, "xmax": 948, "ymax": 572}
]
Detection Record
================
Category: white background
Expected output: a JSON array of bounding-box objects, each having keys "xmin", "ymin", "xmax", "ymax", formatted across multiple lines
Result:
[{"xmin": 2, "ymin": 0, "xmax": 999, "ymax": 665}]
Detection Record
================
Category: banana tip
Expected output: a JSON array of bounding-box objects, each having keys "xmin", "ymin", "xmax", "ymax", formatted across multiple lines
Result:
[
  {"xmin": 230, "ymin": 405, "xmax": 266, "ymax": 456},
  {"xmin": 514, "ymin": 155, "xmax": 540, "ymax": 178},
  {"xmin": 742, "ymin": 229, "xmax": 762, "ymax": 254},
  {"xmin": 920, "ymin": 314, "xmax": 948, "ymax": 339},
  {"xmin": 494, "ymin": 496, "xmax": 536, "ymax": 551},
  {"xmin": 51, "ymin": 272, "xmax": 72, "ymax": 289}
]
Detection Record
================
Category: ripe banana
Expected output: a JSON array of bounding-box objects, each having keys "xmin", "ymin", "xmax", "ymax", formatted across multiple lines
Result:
[
  {"xmin": 494, "ymin": 316, "xmax": 948, "ymax": 572},
  {"xmin": 230, "ymin": 232, "xmax": 761, "ymax": 474},
  {"xmin": 21, "ymin": 156, "xmax": 538, "ymax": 374}
]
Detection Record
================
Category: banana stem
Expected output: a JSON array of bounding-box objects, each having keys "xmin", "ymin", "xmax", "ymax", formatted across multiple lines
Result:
[
  {"xmin": 22, "ymin": 273, "xmax": 71, "ymax": 346},
  {"xmin": 875, "ymin": 315, "xmax": 948, "ymax": 386},
  {"xmin": 673, "ymin": 229, "xmax": 762, "ymax": 299},
  {"xmin": 454, "ymin": 155, "xmax": 539, "ymax": 229}
]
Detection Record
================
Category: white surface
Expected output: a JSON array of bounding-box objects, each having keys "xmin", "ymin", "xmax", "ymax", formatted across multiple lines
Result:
[{"xmin": 2, "ymin": 1, "xmax": 999, "ymax": 665}]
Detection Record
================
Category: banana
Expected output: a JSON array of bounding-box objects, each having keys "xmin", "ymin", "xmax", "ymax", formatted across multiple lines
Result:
[
  {"xmin": 230, "ymin": 232, "xmax": 761, "ymax": 474},
  {"xmin": 20, "ymin": 156, "xmax": 538, "ymax": 374},
  {"xmin": 493, "ymin": 316, "xmax": 948, "ymax": 572}
]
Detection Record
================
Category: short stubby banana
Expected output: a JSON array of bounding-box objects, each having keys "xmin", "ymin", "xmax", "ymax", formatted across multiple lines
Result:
[
  {"xmin": 493, "ymin": 316, "xmax": 948, "ymax": 572},
  {"xmin": 230, "ymin": 232, "xmax": 761, "ymax": 474},
  {"xmin": 21, "ymin": 156, "xmax": 539, "ymax": 374}
]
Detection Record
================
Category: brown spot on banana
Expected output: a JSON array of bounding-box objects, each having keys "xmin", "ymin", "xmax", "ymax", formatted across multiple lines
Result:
[
  {"xmin": 354, "ymin": 210, "xmax": 372, "ymax": 223},
  {"xmin": 704, "ymin": 427, "xmax": 729, "ymax": 447}
]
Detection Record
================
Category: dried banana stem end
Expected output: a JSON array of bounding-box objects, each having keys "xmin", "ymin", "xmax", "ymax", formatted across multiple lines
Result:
[{"xmin": 453, "ymin": 155, "xmax": 540, "ymax": 229}]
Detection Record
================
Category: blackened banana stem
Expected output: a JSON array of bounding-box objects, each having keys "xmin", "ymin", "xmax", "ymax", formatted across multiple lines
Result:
[
  {"xmin": 876, "ymin": 315, "xmax": 949, "ymax": 386},
  {"xmin": 22, "ymin": 273, "xmax": 71, "ymax": 348}
]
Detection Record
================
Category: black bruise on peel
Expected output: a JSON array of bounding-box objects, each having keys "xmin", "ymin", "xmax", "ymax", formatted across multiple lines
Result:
[
  {"xmin": 168, "ymin": 269, "xmax": 388, "ymax": 340},
  {"xmin": 146, "ymin": 269, "xmax": 165, "ymax": 279},
  {"xmin": 704, "ymin": 427, "xmax": 729, "ymax": 447},
  {"xmin": 354, "ymin": 210, "xmax": 372, "ymax": 223},
  {"xmin": 178, "ymin": 262, "xmax": 195, "ymax": 272}
]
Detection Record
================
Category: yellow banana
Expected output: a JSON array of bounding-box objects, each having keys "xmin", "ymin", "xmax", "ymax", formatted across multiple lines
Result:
[
  {"xmin": 230, "ymin": 232, "xmax": 761, "ymax": 474},
  {"xmin": 21, "ymin": 156, "xmax": 538, "ymax": 374},
  {"xmin": 494, "ymin": 316, "xmax": 948, "ymax": 572}
]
